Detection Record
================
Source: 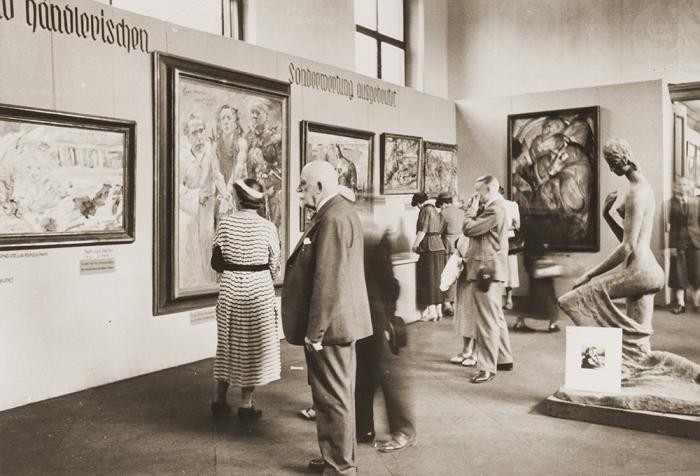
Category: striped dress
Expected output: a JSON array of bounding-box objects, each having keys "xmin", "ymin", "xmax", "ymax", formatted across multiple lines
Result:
[{"xmin": 213, "ymin": 211, "xmax": 281, "ymax": 387}]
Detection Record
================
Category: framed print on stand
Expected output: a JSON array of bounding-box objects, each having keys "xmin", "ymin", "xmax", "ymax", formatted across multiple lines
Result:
[
  {"xmin": 299, "ymin": 121, "xmax": 374, "ymax": 230},
  {"xmin": 0, "ymin": 104, "xmax": 136, "ymax": 250},
  {"xmin": 508, "ymin": 105, "xmax": 599, "ymax": 252},
  {"xmin": 380, "ymin": 133, "xmax": 422, "ymax": 195},
  {"xmin": 153, "ymin": 52, "xmax": 290, "ymax": 315}
]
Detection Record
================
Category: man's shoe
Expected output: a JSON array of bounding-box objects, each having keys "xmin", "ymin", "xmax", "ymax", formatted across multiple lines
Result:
[
  {"xmin": 548, "ymin": 323, "xmax": 561, "ymax": 332},
  {"xmin": 671, "ymin": 304, "xmax": 686, "ymax": 314},
  {"xmin": 496, "ymin": 362, "xmax": 513, "ymax": 371},
  {"xmin": 470, "ymin": 371, "xmax": 495, "ymax": 383},
  {"xmin": 375, "ymin": 432, "xmax": 416, "ymax": 453},
  {"xmin": 357, "ymin": 430, "xmax": 375, "ymax": 443},
  {"xmin": 308, "ymin": 458, "xmax": 326, "ymax": 473}
]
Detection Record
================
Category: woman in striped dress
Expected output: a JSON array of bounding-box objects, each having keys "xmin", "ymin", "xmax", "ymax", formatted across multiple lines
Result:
[{"xmin": 210, "ymin": 178, "xmax": 281, "ymax": 422}]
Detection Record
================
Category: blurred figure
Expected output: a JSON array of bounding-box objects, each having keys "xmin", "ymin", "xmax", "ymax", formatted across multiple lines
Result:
[
  {"xmin": 411, "ymin": 192, "xmax": 446, "ymax": 321},
  {"xmin": 461, "ymin": 175, "xmax": 513, "ymax": 383},
  {"xmin": 354, "ymin": 199, "xmax": 416, "ymax": 453},
  {"xmin": 500, "ymin": 186, "xmax": 521, "ymax": 310},
  {"xmin": 665, "ymin": 176, "xmax": 700, "ymax": 313},
  {"xmin": 514, "ymin": 212, "xmax": 561, "ymax": 333},
  {"xmin": 210, "ymin": 178, "xmax": 281, "ymax": 422},
  {"xmin": 437, "ymin": 192, "xmax": 463, "ymax": 316}
]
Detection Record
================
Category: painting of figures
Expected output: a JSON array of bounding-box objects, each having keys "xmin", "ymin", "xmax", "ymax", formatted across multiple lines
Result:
[
  {"xmin": 0, "ymin": 104, "xmax": 135, "ymax": 250},
  {"xmin": 508, "ymin": 106, "xmax": 599, "ymax": 252},
  {"xmin": 300, "ymin": 121, "xmax": 374, "ymax": 230},
  {"xmin": 154, "ymin": 53, "xmax": 290, "ymax": 315},
  {"xmin": 423, "ymin": 142, "xmax": 457, "ymax": 195},
  {"xmin": 380, "ymin": 133, "xmax": 422, "ymax": 194}
]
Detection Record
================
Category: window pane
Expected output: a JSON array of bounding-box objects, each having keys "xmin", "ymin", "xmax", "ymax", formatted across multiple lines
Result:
[
  {"xmin": 378, "ymin": 0, "xmax": 403, "ymax": 40},
  {"xmin": 354, "ymin": 0, "xmax": 377, "ymax": 30},
  {"xmin": 112, "ymin": 0, "xmax": 222, "ymax": 36},
  {"xmin": 355, "ymin": 32, "xmax": 378, "ymax": 78},
  {"xmin": 381, "ymin": 42, "xmax": 405, "ymax": 86}
]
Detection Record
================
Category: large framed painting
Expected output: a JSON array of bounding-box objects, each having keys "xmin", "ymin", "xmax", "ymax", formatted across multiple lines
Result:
[
  {"xmin": 0, "ymin": 104, "xmax": 135, "ymax": 250},
  {"xmin": 380, "ymin": 133, "xmax": 422, "ymax": 194},
  {"xmin": 423, "ymin": 142, "xmax": 458, "ymax": 195},
  {"xmin": 508, "ymin": 106, "xmax": 599, "ymax": 252},
  {"xmin": 300, "ymin": 121, "xmax": 374, "ymax": 230},
  {"xmin": 153, "ymin": 53, "xmax": 290, "ymax": 315}
]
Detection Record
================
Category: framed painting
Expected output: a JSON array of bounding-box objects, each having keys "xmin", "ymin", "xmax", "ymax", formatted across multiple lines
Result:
[
  {"xmin": 153, "ymin": 53, "xmax": 290, "ymax": 315},
  {"xmin": 508, "ymin": 106, "xmax": 600, "ymax": 252},
  {"xmin": 423, "ymin": 142, "xmax": 458, "ymax": 195},
  {"xmin": 300, "ymin": 121, "xmax": 374, "ymax": 230},
  {"xmin": 380, "ymin": 133, "xmax": 422, "ymax": 194},
  {"xmin": 0, "ymin": 104, "xmax": 135, "ymax": 250}
]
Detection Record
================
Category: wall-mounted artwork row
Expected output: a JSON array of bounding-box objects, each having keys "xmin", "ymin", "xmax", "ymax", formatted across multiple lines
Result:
[
  {"xmin": 300, "ymin": 121, "xmax": 374, "ymax": 230},
  {"xmin": 0, "ymin": 104, "xmax": 135, "ymax": 250},
  {"xmin": 153, "ymin": 53, "xmax": 290, "ymax": 316},
  {"xmin": 380, "ymin": 133, "xmax": 422, "ymax": 195},
  {"xmin": 508, "ymin": 105, "xmax": 599, "ymax": 252},
  {"xmin": 423, "ymin": 142, "xmax": 458, "ymax": 195}
]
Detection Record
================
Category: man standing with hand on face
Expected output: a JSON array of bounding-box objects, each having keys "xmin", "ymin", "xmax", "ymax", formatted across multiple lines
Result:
[
  {"xmin": 282, "ymin": 160, "xmax": 372, "ymax": 475},
  {"xmin": 462, "ymin": 175, "xmax": 514, "ymax": 383}
]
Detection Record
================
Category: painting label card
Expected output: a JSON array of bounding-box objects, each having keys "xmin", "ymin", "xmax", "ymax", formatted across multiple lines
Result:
[
  {"xmin": 190, "ymin": 307, "xmax": 216, "ymax": 324},
  {"xmin": 564, "ymin": 326, "xmax": 622, "ymax": 394},
  {"xmin": 80, "ymin": 257, "xmax": 115, "ymax": 275}
]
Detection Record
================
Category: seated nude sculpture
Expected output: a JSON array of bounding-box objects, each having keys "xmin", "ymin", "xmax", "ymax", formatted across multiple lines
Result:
[{"xmin": 557, "ymin": 139, "xmax": 700, "ymax": 415}]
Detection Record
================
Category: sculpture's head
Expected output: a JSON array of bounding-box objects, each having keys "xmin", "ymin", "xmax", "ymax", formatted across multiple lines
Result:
[{"xmin": 603, "ymin": 139, "xmax": 637, "ymax": 176}]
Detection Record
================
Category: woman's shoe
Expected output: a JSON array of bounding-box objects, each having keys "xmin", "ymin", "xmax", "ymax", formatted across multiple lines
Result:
[
  {"xmin": 237, "ymin": 406, "xmax": 262, "ymax": 422},
  {"xmin": 461, "ymin": 356, "xmax": 477, "ymax": 367},
  {"xmin": 211, "ymin": 401, "xmax": 231, "ymax": 419},
  {"xmin": 449, "ymin": 353, "xmax": 468, "ymax": 364},
  {"xmin": 470, "ymin": 371, "xmax": 495, "ymax": 383},
  {"xmin": 375, "ymin": 432, "xmax": 416, "ymax": 453}
]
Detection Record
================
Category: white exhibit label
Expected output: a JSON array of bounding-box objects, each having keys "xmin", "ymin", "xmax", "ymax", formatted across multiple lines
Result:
[{"xmin": 80, "ymin": 258, "xmax": 116, "ymax": 275}]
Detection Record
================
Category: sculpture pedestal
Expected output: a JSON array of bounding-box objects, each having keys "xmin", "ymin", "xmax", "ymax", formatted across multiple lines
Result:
[
  {"xmin": 546, "ymin": 393, "xmax": 700, "ymax": 440},
  {"xmin": 392, "ymin": 252, "xmax": 420, "ymax": 324}
]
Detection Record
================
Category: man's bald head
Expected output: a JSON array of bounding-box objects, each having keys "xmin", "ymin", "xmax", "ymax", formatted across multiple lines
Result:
[{"xmin": 298, "ymin": 160, "xmax": 340, "ymax": 209}]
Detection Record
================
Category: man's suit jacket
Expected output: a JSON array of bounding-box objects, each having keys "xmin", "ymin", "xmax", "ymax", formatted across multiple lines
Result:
[
  {"xmin": 668, "ymin": 196, "xmax": 700, "ymax": 249},
  {"xmin": 462, "ymin": 196, "xmax": 509, "ymax": 282},
  {"xmin": 282, "ymin": 195, "xmax": 373, "ymax": 346}
]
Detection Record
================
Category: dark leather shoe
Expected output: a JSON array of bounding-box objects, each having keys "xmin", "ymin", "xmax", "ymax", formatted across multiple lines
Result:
[
  {"xmin": 211, "ymin": 401, "xmax": 231, "ymax": 419},
  {"xmin": 548, "ymin": 323, "xmax": 561, "ymax": 332},
  {"xmin": 496, "ymin": 362, "xmax": 513, "ymax": 371},
  {"xmin": 671, "ymin": 304, "xmax": 686, "ymax": 314},
  {"xmin": 357, "ymin": 430, "xmax": 375, "ymax": 443},
  {"xmin": 471, "ymin": 371, "xmax": 495, "ymax": 383},
  {"xmin": 308, "ymin": 458, "xmax": 326, "ymax": 473}
]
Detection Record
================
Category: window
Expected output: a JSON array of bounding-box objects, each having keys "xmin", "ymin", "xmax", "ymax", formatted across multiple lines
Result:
[
  {"xmin": 354, "ymin": 0, "xmax": 405, "ymax": 86},
  {"xmin": 108, "ymin": 0, "xmax": 243, "ymax": 39}
]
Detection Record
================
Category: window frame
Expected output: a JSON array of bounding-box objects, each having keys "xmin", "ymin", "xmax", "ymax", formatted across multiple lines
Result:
[{"xmin": 355, "ymin": 0, "xmax": 407, "ymax": 83}]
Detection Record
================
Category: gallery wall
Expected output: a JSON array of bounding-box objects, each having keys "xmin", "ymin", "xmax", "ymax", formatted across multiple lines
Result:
[
  {"xmin": 456, "ymin": 80, "xmax": 667, "ymax": 298},
  {"xmin": 0, "ymin": 0, "xmax": 455, "ymax": 411},
  {"xmin": 447, "ymin": 0, "xmax": 700, "ymax": 100}
]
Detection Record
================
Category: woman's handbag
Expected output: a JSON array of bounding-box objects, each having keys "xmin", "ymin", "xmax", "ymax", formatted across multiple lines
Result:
[
  {"xmin": 508, "ymin": 229, "xmax": 524, "ymax": 255},
  {"xmin": 211, "ymin": 245, "xmax": 225, "ymax": 273}
]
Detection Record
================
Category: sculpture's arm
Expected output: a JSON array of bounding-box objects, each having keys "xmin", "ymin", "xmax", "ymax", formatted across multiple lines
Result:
[
  {"xmin": 603, "ymin": 191, "xmax": 623, "ymax": 242},
  {"xmin": 573, "ymin": 191, "xmax": 643, "ymax": 288}
]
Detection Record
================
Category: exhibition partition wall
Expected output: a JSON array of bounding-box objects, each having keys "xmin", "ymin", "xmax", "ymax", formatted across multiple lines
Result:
[
  {"xmin": 455, "ymin": 79, "xmax": 670, "ymax": 299},
  {"xmin": 0, "ymin": 0, "xmax": 455, "ymax": 411}
]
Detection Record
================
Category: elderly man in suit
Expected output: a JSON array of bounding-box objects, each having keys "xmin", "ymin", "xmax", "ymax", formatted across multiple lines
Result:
[
  {"xmin": 462, "ymin": 175, "xmax": 514, "ymax": 383},
  {"xmin": 282, "ymin": 160, "xmax": 372, "ymax": 475}
]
